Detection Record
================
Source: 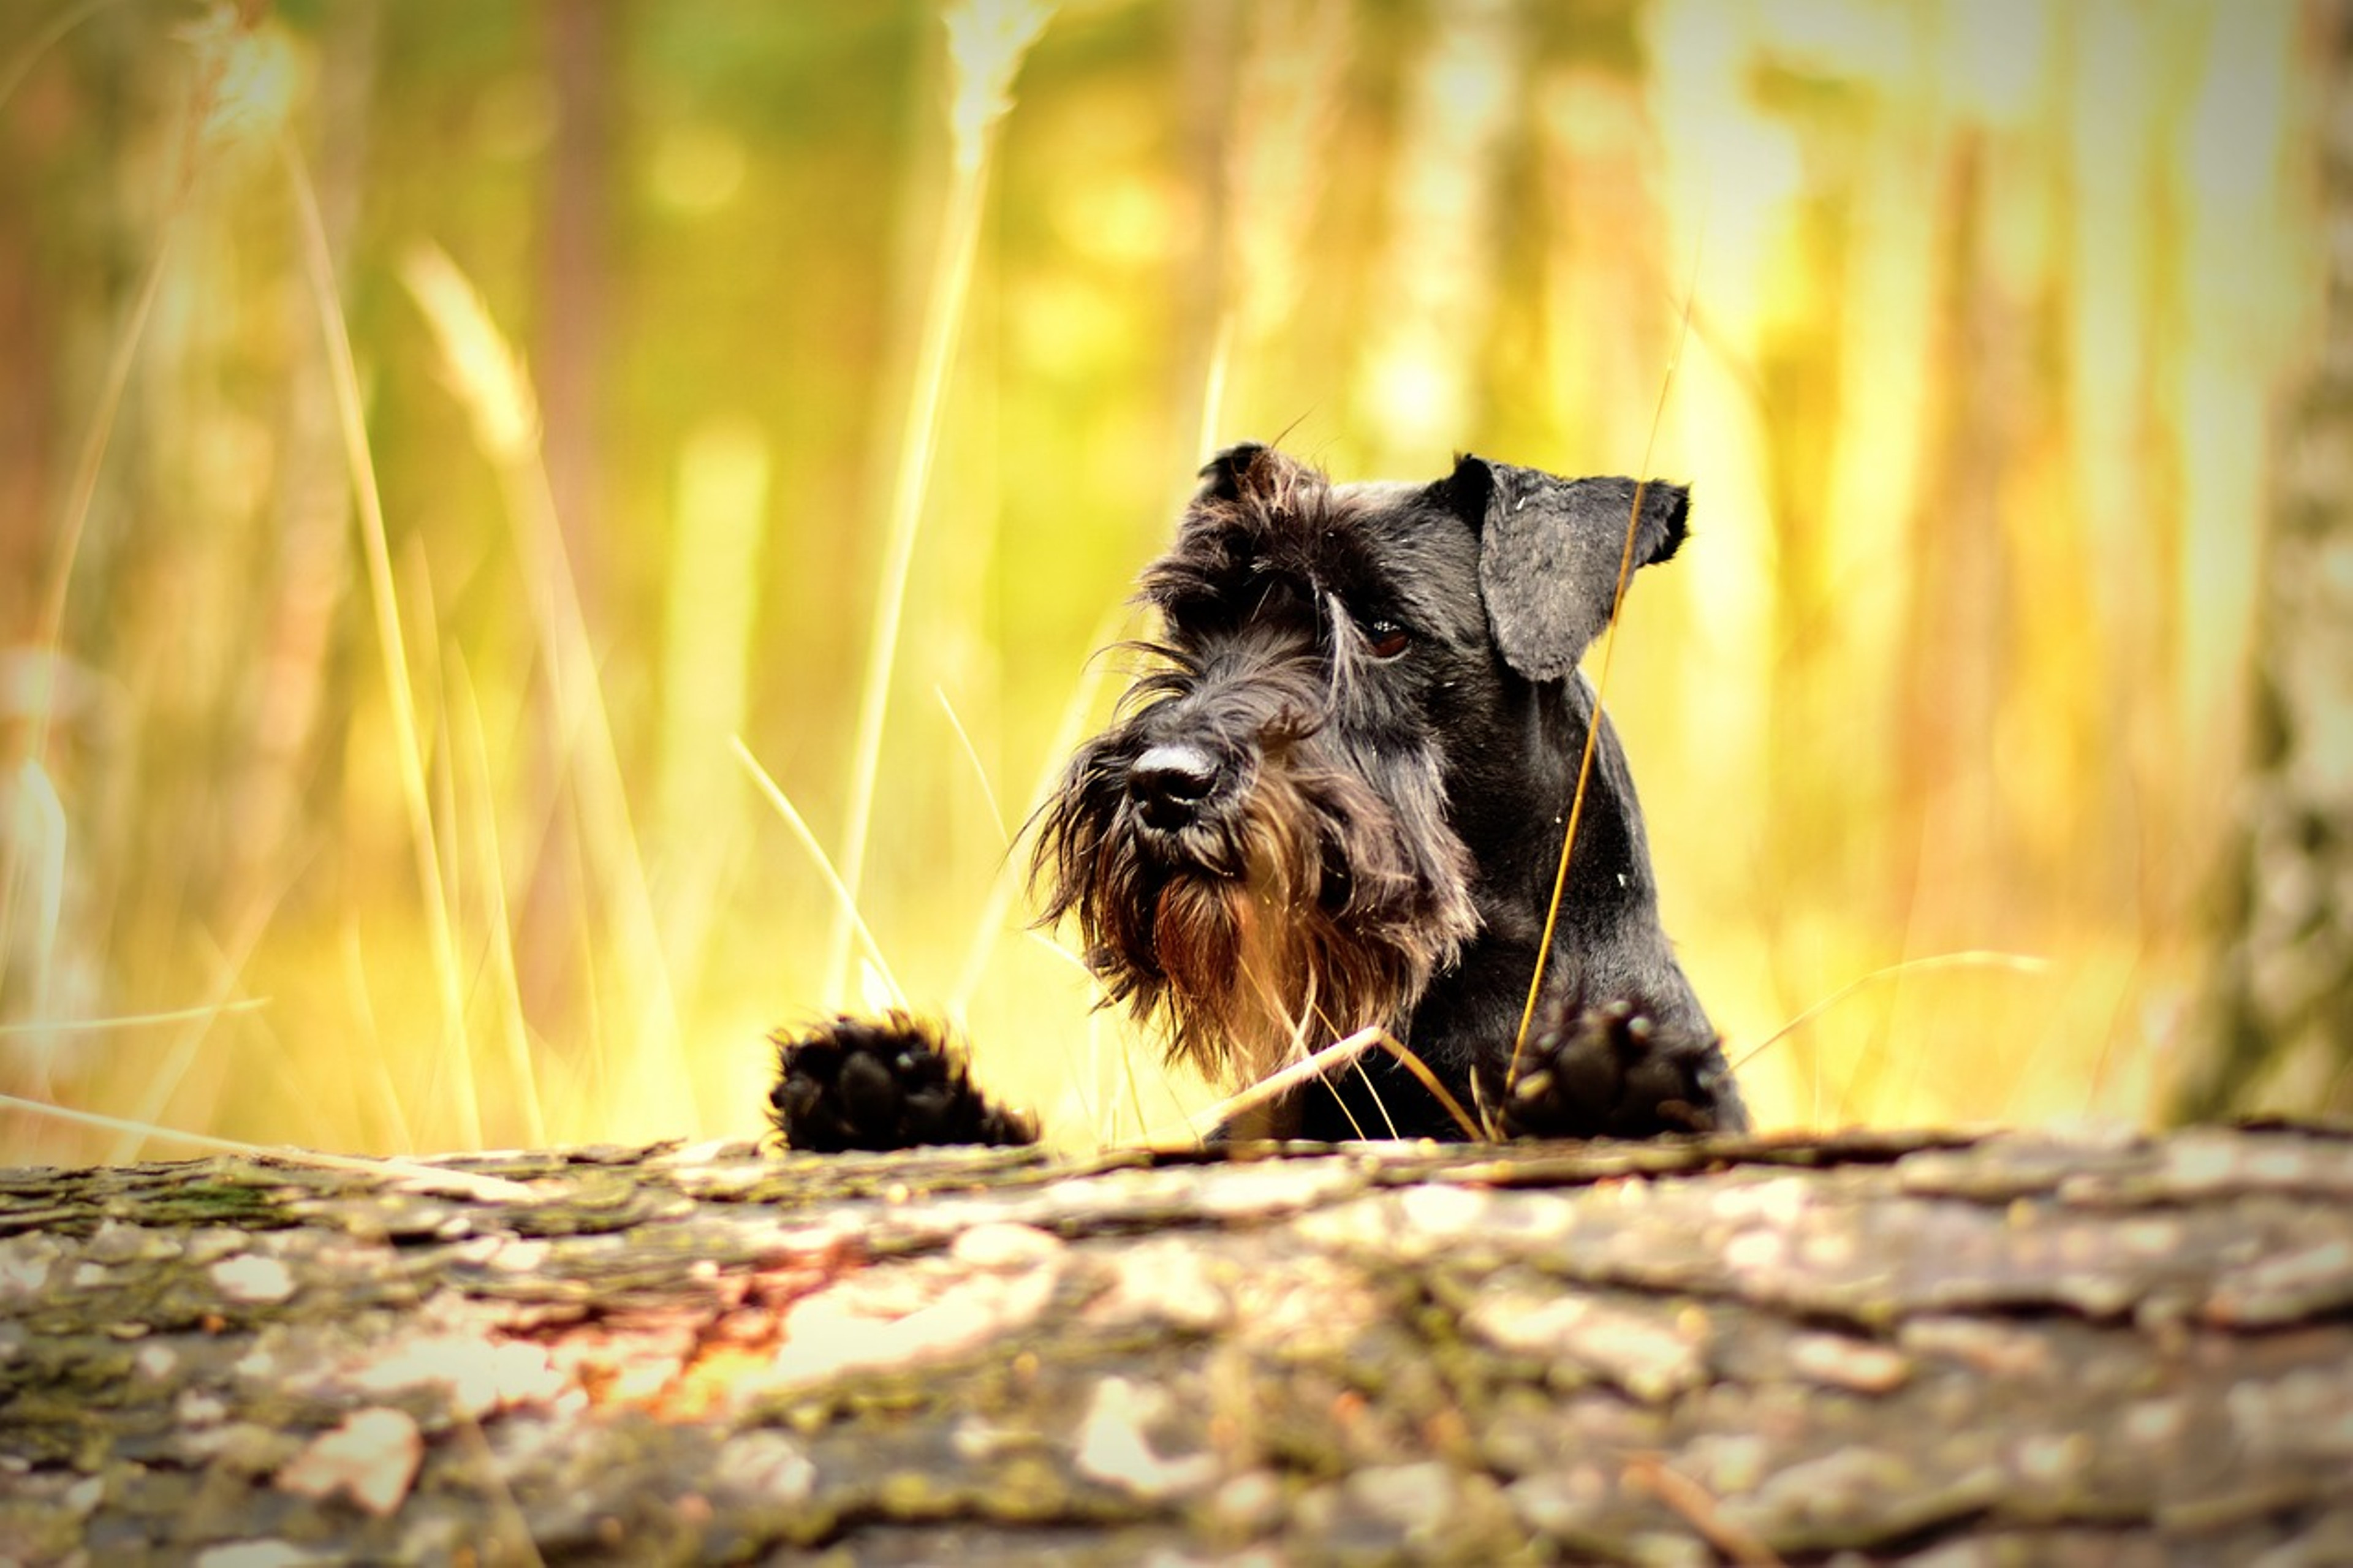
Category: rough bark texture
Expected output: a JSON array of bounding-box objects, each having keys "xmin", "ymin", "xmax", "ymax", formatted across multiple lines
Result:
[
  {"xmin": 4, "ymin": 1124, "xmax": 2352, "ymax": 1566},
  {"xmin": 2178, "ymin": 0, "xmax": 2353, "ymax": 1119}
]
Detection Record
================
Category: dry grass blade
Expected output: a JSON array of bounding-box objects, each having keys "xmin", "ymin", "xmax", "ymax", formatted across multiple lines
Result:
[
  {"xmin": 0, "ymin": 0, "xmax": 119, "ymax": 115},
  {"xmin": 1507, "ymin": 251, "xmax": 1700, "ymax": 1098},
  {"xmin": 948, "ymin": 602, "xmax": 1129, "ymax": 1017},
  {"xmin": 934, "ymin": 686, "xmax": 1011, "ymax": 847},
  {"xmin": 447, "ymin": 650, "xmax": 548, "ymax": 1148},
  {"xmin": 400, "ymin": 240, "xmax": 690, "ymax": 1138},
  {"xmin": 1504, "ymin": 476, "xmax": 1653, "ymax": 1104},
  {"xmin": 824, "ymin": 0, "xmax": 1055, "ymax": 1007},
  {"xmin": 400, "ymin": 244, "xmax": 539, "ymax": 456},
  {"xmin": 108, "ymin": 892, "xmax": 284, "ymax": 1162},
  {"xmin": 2, "ymin": 759, "xmax": 66, "ymax": 1032},
  {"xmin": 1732, "ymin": 950, "xmax": 2053, "ymax": 1072},
  {"xmin": 1144, "ymin": 1025, "xmax": 1481, "ymax": 1145},
  {"xmin": 0, "ymin": 1091, "xmax": 534, "ymax": 1202},
  {"xmin": 0, "ymin": 998, "xmax": 269, "ymax": 1037},
  {"xmin": 281, "ymin": 136, "xmax": 479, "ymax": 1148},
  {"xmin": 1022, "ymin": 928, "xmax": 1096, "ymax": 980},
  {"xmin": 730, "ymin": 736, "xmax": 907, "ymax": 1012}
]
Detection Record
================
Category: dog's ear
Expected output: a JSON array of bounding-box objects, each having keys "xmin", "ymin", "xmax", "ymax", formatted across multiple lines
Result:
[
  {"xmin": 1445, "ymin": 454, "xmax": 1689, "ymax": 683},
  {"xmin": 1194, "ymin": 442, "xmax": 1324, "ymax": 512},
  {"xmin": 1196, "ymin": 443, "xmax": 1272, "ymax": 501}
]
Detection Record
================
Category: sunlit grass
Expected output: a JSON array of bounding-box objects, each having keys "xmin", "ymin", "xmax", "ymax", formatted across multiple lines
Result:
[
  {"xmin": 400, "ymin": 236, "xmax": 693, "ymax": 1140},
  {"xmin": 729, "ymin": 735, "xmax": 907, "ymax": 1014},
  {"xmin": 0, "ymin": 1, "xmax": 2316, "ymax": 1164},
  {"xmin": 0, "ymin": 1089, "xmax": 532, "ymax": 1200},
  {"xmin": 824, "ymin": 0, "xmax": 1058, "ymax": 1006},
  {"xmin": 284, "ymin": 137, "xmax": 479, "ymax": 1149}
]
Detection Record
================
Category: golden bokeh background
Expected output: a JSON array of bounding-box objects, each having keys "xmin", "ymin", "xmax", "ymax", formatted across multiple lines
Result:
[{"xmin": 0, "ymin": 0, "xmax": 2322, "ymax": 1161}]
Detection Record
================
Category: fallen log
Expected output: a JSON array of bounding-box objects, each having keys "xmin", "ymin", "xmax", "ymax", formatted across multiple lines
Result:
[{"xmin": 3, "ymin": 1123, "xmax": 2351, "ymax": 1564}]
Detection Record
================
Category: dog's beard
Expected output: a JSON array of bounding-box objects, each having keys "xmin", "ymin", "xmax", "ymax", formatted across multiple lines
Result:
[{"xmin": 1034, "ymin": 741, "xmax": 1479, "ymax": 1094}]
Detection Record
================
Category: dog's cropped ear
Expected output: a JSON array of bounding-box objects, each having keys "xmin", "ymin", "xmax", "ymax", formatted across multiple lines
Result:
[{"xmin": 1444, "ymin": 454, "xmax": 1690, "ymax": 683}]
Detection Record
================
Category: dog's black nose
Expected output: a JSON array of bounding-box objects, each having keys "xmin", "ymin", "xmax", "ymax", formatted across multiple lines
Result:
[{"xmin": 1128, "ymin": 742, "xmax": 1221, "ymax": 828}]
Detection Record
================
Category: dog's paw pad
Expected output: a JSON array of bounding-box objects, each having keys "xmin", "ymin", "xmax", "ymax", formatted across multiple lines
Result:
[
  {"xmin": 769, "ymin": 1013, "xmax": 1039, "ymax": 1153},
  {"xmin": 1501, "ymin": 998, "xmax": 1729, "ymax": 1140}
]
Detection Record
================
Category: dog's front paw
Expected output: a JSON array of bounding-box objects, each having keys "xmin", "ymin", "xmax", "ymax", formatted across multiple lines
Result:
[
  {"xmin": 768, "ymin": 1013, "xmax": 1039, "ymax": 1153},
  {"xmin": 1500, "ymin": 998, "xmax": 1740, "ymax": 1140}
]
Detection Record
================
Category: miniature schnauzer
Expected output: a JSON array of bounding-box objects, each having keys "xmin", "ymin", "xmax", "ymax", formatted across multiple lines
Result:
[{"xmin": 771, "ymin": 444, "xmax": 1746, "ymax": 1148}]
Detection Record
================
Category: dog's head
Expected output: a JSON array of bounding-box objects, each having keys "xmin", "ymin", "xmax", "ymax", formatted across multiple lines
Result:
[{"xmin": 1031, "ymin": 443, "xmax": 1691, "ymax": 1091}]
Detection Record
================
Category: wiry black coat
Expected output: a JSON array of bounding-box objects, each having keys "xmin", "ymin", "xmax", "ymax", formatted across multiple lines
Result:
[{"xmin": 772, "ymin": 444, "xmax": 1746, "ymax": 1149}]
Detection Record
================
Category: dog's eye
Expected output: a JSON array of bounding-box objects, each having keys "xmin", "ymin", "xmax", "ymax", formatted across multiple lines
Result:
[{"xmin": 1364, "ymin": 619, "xmax": 1411, "ymax": 660}]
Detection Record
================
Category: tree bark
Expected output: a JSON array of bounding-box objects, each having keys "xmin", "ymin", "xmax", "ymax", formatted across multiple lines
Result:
[
  {"xmin": 2177, "ymin": 0, "xmax": 2353, "ymax": 1120},
  {"xmin": 3, "ymin": 1125, "xmax": 2351, "ymax": 1564}
]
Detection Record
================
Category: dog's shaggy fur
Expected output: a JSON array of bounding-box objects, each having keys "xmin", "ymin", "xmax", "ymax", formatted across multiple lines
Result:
[{"xmin": 771, "ymin": 444, "xmax": 1746, "ymax": 1148}]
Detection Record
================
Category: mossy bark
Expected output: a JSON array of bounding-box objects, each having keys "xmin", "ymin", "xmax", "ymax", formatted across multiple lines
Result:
[{"xmin": 4, "ymin": 1125, "xmax": 2352, "ymax": 1564}]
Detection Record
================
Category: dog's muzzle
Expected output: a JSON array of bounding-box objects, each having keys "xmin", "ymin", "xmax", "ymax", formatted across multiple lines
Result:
[{"xmin": 1126, "ymin": 741, "xmax": 1223, "ymax": 832}]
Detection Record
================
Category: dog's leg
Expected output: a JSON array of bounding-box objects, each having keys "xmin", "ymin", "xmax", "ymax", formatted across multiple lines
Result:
[{"xmin": 769, "ymin": 1013, "xmax": 1038, "ymax": 1152}]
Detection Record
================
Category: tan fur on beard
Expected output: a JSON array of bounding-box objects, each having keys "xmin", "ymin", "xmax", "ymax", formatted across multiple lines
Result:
[{"xmin": 1148, "ymin": 773, "xmax": 1425, "ymax": 1094}]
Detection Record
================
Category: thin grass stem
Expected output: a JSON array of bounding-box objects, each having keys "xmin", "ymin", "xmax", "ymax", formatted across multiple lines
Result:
[
  {"xmin": 934, "ymin": 686, "xmax": 1010, "ymax": 846},
  {"xmin": 1732, "ymin": 950, "xmax": 2052, "ymax": 1072},
  {"xmin": 731, "ymin": 737, "xmax": 907, "ymax": 1011},
  {"xmin": 108, "ymin": 877, "xmax": 289, "ymax": 1162},
  {"xmin": 0, "ymin": 0, "xmax": 123, "ymax": 114},
  {"xmin": 1142, "ymin": 1025, "xmax": 1480, "ymax": 1145},
  {"xmin": 400, "ymin": 241, "xmax": 688, "ymax": 1138},
  {"xmin": 0, "ymin": 997, "xmax": 268, "ymax": 1037},
  {"xmin": 281, "ymin": 135, "xmax": 479, "ymax": 1148},
  {"xmin": 449, "ymin": 649, "xmax": 548, "ymax": 1148},
  {"xmin": 947, "ymin": 604, "xmax": 1127, "ymax": 1017},
  {"xmin": 1506, "ymin": 249, "xmax": 1701, "ymax": 1109},
  {"xmin": 826, "ymin": 2, "xmax": 1054, "ymax": 1006},
  {"xmin": 824, "ymin": 162, "xmax": 989, "ymax": 1006},
  {"xmin": 2, "ymin": 167, "xmax": 184, "ymax": 991},
  {"xmin": 0, "ymin": 1091, "xmax": 533, "ymax": 1200}
]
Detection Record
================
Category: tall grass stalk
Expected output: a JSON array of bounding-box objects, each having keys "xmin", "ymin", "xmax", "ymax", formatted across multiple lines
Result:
[
  {"xmin": 0, "ymin": 0, "xmax": 121, "ymax": 113},
  {"xmin": 2, "ymin": 165, "xmax": 186, "ymax": 1043},
  {"xmin": 1135, "ymin": 1025, "xmax": 1479, "ymax": 1145},
  {"xmin": 1508, "ymin": 260, "xmax": 1697, "ymax": 1088},
  {"xmin": 449, "ymin": 650, "xmax": 548, "ymax": 1149},
  {"xmin": 341, "ymin": 919, "xmax": 417, "ymax": 1155},
  {"xmin": 732, "ymin": 737, "xmax": 908, "ymax": 1012},
  {"xmin": 28, "ymin": 172, "xmax": 173, "ymax": 683},
  {"xmin": 0, "ymin": 1090, "xmax": 533, "ymax": 1200},
  {"xmin": 0, "ymin": 998, "xmax": 268, "ymax": 1037},
  {"xmin": 934, "ymin": 687, "xmax": 1011, "ymax": 849},
  {"xmin": 823, "ymin": 0, "xmax": 1055, "ymax": 1006},
  {"xmin": 3, "ymin": 759, "xmax": 66, "ymax": 1044},
  {"xmin": 1218, "ymin": 0, "xmax": 1348, "ymax": 431},
  {"xmin": 401, "ymin": 242, "xmax": 691, "ymax": 1140},
  {"xmin": 945, "ymin": 604, "xmax": 1124, "ymax": 1020},
  {"xmin": 281, "ymin": 137, "xmax": 479, "ymax": 1148},
  {"xmin": 107, "ymin": 881, "xmax": 282, "ymax": 1161},
  {"xmin": 1731, "ymin": 951, "xmax": 2053, "ymax": 1072},
  {"xmin": 653, "ymin": 422, "xmax": 771, "ymax": 1059}
]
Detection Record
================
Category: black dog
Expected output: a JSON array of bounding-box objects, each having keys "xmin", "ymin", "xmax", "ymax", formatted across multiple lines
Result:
[{"xmin": 771, "ymin": 444, "xmax": 1746, "ymax": 1149}]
